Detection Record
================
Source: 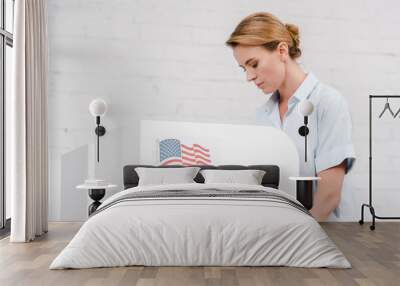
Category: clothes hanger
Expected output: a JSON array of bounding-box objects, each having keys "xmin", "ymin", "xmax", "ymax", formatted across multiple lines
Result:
[
  {"xmin": 394, "ymin": 106, "xmax": 400, "ymax": 118},
  {"xmin": 378, "ymin": 97, "xmax": 395, "ymax": 118}
]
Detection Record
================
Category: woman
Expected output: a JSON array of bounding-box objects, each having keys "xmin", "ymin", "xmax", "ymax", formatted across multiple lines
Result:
[{"xmin": 226, "ymin": 12, "xmax": 356, "ymax": 221}]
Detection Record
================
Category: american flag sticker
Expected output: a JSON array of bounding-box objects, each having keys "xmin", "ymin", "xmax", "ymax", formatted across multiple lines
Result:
[{"xmin": 159, "ymin": 138, "xmax": 212, "ymax": 166}]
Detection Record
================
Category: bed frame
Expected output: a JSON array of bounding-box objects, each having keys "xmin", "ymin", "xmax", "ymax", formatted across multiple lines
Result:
[{"xmin": 123, "ymin": 165, "xmax": 280, "ymax": 190}]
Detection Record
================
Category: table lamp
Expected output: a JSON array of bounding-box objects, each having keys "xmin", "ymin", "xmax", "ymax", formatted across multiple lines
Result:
[
  {"xmin": 297, "ymin": 99, "xmax": 314, "ymax": 162},
  {"xmin": 89, "ymin": 99, "xmax": 107, "ymax": 162}
]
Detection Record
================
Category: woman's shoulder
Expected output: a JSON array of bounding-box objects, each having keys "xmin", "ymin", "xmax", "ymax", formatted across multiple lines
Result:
[{"xmin": 314, "ymin": 81, "xmax": 349, "ymax": 109}]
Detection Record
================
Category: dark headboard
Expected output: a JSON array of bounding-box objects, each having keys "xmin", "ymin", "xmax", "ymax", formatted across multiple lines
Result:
[{"xmin": 123, "ymin": 165, "xmax": 280, "ymax": 189}]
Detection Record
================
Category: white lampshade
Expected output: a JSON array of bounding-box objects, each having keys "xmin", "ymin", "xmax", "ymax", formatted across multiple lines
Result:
[
  {"xmin": 89, "ymin": 99, "xmax": 107, "ymax": 117},
  {"xmin": 298, "ymin": 100, "xmax": 314, "ymax": 116}
]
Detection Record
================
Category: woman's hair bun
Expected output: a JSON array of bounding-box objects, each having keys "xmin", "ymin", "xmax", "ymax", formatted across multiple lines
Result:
[
  {"xmin": 284, "ymin": 23, "xmax": 300, "ymax": 47},
  {"xmin": 285, "ymin": 23, "xmax": 301, "ymax": 58}
]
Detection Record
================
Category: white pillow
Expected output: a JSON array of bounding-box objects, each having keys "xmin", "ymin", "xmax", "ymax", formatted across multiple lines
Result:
[
  {"xmin": 135, "ymin": 167, "xmax": 201, "ymax": 186},
  {"xmin": 200, "ymin": 169, "xmax": 266, "ymax": 185}
]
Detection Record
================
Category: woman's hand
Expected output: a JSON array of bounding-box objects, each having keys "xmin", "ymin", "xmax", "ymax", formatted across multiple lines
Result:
[{"xmin": 310, "ymin": 161, "xmax": 346, "ymax": 221}]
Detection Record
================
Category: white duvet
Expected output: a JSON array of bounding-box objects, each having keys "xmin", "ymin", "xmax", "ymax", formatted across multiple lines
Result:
[{"xmin": 50, "ymin": 183, "xmax": 350, "ymax": 269}]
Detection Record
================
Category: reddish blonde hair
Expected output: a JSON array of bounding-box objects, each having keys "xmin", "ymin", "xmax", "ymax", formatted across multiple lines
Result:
[{"xmin": 226, "ymin": 12, "xmax": 301, "ymax": 59}]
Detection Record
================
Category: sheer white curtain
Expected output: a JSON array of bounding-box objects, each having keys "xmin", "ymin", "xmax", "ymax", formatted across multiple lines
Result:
[{"xmin": 9, "ymin": 0, "xmax": 48, "ymax": 242}]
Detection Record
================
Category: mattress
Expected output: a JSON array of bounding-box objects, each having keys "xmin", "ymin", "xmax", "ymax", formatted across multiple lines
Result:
[{"xmin": 50, "ymin": 183, "xmax": 350, "ymax": 269}]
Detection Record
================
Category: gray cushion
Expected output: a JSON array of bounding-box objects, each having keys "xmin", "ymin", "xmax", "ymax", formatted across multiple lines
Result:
[
  {"xmin": 200, "ymin": 169, "xmax": 266, "ymax": 185},
  {"xmin": 135, "ymin": 167, "xmax": 201, "ymax": 186}
]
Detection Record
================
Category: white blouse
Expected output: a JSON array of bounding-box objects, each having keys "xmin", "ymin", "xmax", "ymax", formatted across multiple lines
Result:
[{"xmin": 256, "ymin": 72, "xmax": 356, "ymax": 177}]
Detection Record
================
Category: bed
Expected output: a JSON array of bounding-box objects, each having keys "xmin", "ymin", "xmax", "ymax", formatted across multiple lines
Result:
[{"xmin": 49, "ymin": 165, "xmax": 350, "ymax": 269}]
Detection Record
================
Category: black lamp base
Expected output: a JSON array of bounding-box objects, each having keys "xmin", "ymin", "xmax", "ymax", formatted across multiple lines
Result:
[
  {"xmin": 95, "ymin": 126, "xmax": 106, "ymax": 136},
  {"xmin": 88, "ymin": 189, "xmax": 106, "ymax": 215},
  {"xmin": 298, "ymin": 125, "xmax": 309, "ymax": 136},
  {"xmin": 296, "ymin": 180, "xmax": 313, "ymax": 210}
]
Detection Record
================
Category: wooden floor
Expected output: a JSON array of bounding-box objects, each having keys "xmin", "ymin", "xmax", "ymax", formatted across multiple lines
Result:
[{"xmin": 0, "ymin": 222, "xmax": 399, "ymax": 286}]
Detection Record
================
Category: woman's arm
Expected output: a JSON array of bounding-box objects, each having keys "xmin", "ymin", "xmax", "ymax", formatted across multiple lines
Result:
[{"xmin": 310, "ymin": 161, "xmax": 346, "ymax": 221}]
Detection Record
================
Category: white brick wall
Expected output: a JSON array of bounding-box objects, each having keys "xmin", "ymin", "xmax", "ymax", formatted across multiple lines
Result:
[{"xmin": 48, "ymin": 0, "xmax": 400, "ymax": 221}]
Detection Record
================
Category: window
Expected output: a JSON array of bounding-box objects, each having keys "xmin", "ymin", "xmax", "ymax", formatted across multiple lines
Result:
[{"xmin": 0, "ymin": 0, "xmax": 13, "ymax": 233}]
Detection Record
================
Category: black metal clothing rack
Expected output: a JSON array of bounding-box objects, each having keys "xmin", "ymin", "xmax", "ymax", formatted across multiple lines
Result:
[{"xmin": 359, "ymin": 95, "xmax": 400, "ymax": 230}]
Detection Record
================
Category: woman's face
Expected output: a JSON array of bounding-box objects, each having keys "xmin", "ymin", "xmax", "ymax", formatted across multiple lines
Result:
[{"xmin": 232, "ymin": 45, "xmax": 287, "ymax": 94}]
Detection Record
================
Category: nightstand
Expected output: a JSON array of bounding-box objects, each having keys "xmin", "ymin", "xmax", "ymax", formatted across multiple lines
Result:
[
  {"xmin": 289, "ymin": 177, "xmax": 321, "ymax": 210},
  {"xmin": 76, "ymin": 183, "xmax": 117, "ymax": 215}
]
